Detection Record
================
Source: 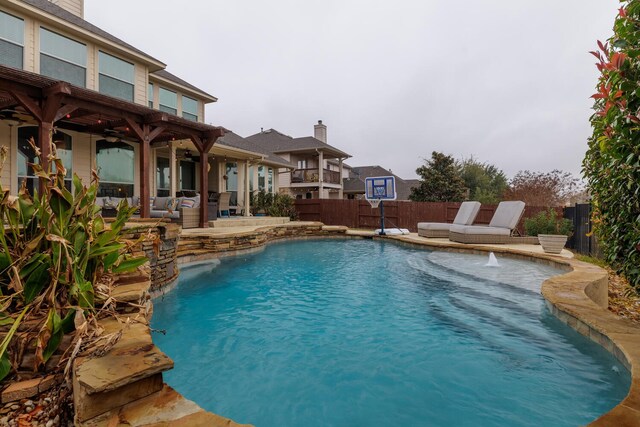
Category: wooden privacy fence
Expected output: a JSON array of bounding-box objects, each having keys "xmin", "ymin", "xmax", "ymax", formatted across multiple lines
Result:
[{"xmin": 294, "ymin": 199, "xmax": 555, "ymax": 234}]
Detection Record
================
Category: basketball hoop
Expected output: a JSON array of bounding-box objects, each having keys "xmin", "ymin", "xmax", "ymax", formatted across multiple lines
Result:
[{"xmin": 368, "ymin": 198, "xmax": 381, "ymax": 209}]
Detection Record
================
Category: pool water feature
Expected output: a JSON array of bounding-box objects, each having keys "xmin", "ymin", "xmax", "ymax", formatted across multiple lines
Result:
[{"xmin": 151, "ymin": 240, "xmax": 630, "ymax": 427}]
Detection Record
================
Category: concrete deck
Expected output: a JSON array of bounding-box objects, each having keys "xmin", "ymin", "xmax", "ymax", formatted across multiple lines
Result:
[{"xmin": 182, "ymin": 226, "xmax": 571, "ymax": 259}]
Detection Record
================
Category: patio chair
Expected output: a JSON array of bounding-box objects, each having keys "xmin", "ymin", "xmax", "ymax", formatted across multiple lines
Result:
[
  {"xmin": 448, "ymin": 201, "xmax": 526, "ymax": 244},
  {"xmin": 417, "ymin": 201, "xmax": 481, "ymax": 238},
  {"xmin": 217, "ymin": 192, "xmax": 231, "ymax": 218}
]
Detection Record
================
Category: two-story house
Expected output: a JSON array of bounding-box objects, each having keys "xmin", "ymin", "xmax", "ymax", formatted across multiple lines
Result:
[
  {"xmin": 342, "ymin": 165, "xmax": 420, "ymax": 200},
  {"xmin": 0, "ymin": 0, "xmax": 286, "ymax": 225},
  {"xmin": 245, "ymin": 121, "xmax": 350, "ymax": 199}
]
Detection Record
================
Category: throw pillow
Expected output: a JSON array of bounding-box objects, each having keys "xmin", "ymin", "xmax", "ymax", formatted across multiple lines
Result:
[{"xmin": 180, "ymin": 198, "xmax": 196, "ymax": 209}]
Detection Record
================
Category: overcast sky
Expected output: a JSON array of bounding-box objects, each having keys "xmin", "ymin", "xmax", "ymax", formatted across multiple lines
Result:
[{"xmin": 86, "ymin": 0, "xmax": 617, "ymax": 180}]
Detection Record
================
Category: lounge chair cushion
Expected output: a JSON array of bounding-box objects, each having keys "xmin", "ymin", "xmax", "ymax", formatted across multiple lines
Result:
[
  {"xmin": 417, "ymin": 222, "xmax": 452, "ymax": 232},
  {"xmin": 453, "ymin": 201, "xmax": 482, "ymax": 225},
  {"xmin": 450, "ymin": 224, "xmax": 511, "ymax": 236},
  {"xmin": 489, "ymin": 201, "xmax": 525, "ymax": 229}
]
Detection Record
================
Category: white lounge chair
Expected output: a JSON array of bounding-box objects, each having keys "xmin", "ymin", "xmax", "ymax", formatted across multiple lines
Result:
[
  {"xmin": 417, "ymin": 201, "xmax": 481, "ymax": 238},
  {"xmin": 448, "ymin": 201, "xmax": 526, "ymax": 244}
]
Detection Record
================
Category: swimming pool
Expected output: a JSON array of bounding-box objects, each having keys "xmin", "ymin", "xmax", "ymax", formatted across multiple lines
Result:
[{"xmin": 151, "ymin": 239, "xmax": 630, "ymax": 427}]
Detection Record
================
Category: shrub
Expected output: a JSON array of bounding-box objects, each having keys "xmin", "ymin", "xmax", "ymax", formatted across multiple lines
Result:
[
  {"xmin": 0, "ymin": 138, "xmax": 146, "ymax": 382},
  {"xmin": 268, "ymin": 193, "xmax": 298, "ymax": 220},
  {"xmin": 584, "ymin": 2, "xmax": 640, "ymax": 287},
  {"xmin": 524, "ymin": 209, "xmax": 573, "ymax": 237},
  {"xmin": 250, "ymin": 190, "xmax": 298, "ymax": 220}
]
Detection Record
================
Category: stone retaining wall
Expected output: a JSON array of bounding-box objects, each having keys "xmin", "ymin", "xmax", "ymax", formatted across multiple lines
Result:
[
  {"xmin": 177, "ymin": 223, "xmax": 348, "ymax": 265},
  {"xmin": 121, "ymin": 221, "xmax": 181, "ymax": 293}
]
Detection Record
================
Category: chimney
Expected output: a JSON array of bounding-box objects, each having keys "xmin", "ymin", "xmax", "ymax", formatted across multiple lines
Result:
[
  {"xmin": 49, "ymin": 0, "xmax": 84, "ymax": 18},
  {"xmin": 314, "ymin": 120, "xmax": 327, "ymax": 143}
]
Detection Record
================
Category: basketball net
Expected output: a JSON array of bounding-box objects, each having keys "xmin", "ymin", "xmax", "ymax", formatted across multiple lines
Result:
[{"xmin": 367, "ymin": 198, "xmax": 381, "ymax": 209}]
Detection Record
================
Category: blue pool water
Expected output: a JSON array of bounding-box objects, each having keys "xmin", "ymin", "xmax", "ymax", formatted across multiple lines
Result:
[{"xmin": 151, "ymin": 240, "xmax": 630, "ymax": 427}]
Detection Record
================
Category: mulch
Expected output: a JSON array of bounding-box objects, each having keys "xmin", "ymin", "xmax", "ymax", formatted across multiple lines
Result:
[{"xmin": 607, "ymin": 267, "xmax": 640, "ymax": 324}]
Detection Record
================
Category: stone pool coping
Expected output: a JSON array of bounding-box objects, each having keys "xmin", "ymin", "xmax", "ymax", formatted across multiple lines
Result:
[{"xmin": 171, "ymin": 224, "xmax": 640, "ymax": 426}]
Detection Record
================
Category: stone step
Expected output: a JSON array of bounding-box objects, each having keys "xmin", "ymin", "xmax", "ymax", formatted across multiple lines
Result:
[
  {"xmin": 73, "ymin": 321, "xmax": 174, "ymax": 423},
  {"xmin": 80, "ymin": 384, "xmax": 253, "ymax": 427}
]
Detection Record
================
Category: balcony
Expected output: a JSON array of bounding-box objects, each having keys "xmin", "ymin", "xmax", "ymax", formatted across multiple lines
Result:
[{"xmin": 291, "ymin": 168, "xmax": 341, "ymax": 185}]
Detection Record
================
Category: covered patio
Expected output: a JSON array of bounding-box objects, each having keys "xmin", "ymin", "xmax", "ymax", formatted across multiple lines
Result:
[{"xmin": 0, "ymin": 64, "xmax": 224, "ymax": 227}]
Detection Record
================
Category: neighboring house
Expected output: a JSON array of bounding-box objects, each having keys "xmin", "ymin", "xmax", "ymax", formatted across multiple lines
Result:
[
  {"xmin": 245, "ymin": 121, "xmax": 351, "ymax": 199},
  {"xmin": 0, "ymin": 0, "xmax": 283, "ymax": 225},
  {"xmin": 213, "ymin": 131, "xmax": 294, "ymax": 210},
  {"xmin": 342, "ymin": 165, "xmax": 418, "ymax": 200}
]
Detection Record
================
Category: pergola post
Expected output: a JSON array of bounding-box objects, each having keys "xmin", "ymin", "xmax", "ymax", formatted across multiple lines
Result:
[
  {"xmin": 192, "ymin": 132, "xmax": 220, "ymax": 228},
  {"xmin": 126, "ymin": 119, "xmax": 165, "ymax": 219},
  {"xmin": 198, "ymin": 147, "xmax": 209, "ymax": 227},
  {"xmin": 170, "ymin": 142, "xmax": 177, "ymax": 197},
  {"xmin": 10, "ymin": 82, "xmax": 76, "ymax": 193},
  {"xmin": 139, "ymin": 138, "xmax": 150, "ymax": 218}
]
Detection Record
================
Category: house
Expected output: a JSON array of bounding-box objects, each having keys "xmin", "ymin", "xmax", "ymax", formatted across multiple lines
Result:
[
  {"xmin": 0, "ymin": 0, "xmax": 284, "ymax": 226},
  {"xmin": 245, "ymin": 121, "xmax": 351, "ymax": 199},
  {"xmin": 342, "ymin": 165, "xmax": 419, "ymax": 200}
]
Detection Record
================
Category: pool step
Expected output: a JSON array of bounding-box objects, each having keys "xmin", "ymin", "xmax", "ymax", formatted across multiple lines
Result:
[
  {"xmin": 79, "ymin": 384, "xmax": 253, "ymax": 426},
  {"xmin": 73, "ymin": 320, "xmax": 174, "ymax": 423},
  {"xmin": 74, "ymin": 268, "xmax": 175, "ymax": 424}
]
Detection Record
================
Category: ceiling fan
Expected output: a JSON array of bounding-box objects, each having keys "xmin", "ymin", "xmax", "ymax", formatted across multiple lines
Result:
[
  {"xmin": 102, "ymin": 128, "xmax": 126, "ymax": 143},
  {"xmin": 0, "ymin": 109, "xmax": 27, "ymax": 126}
]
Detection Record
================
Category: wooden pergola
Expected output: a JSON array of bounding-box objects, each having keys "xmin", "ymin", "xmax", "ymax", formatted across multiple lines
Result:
[{"xmin": 0, "ymin": 65, "xmax": 224, "ymax": 228}]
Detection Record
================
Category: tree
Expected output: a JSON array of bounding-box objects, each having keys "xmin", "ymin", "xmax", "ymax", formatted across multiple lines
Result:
[
  {"xmin": 457, "ymin": 156, "xmax": 508, "ymax": 204},
  {"xmin": 503, "ymin": 170, "xmax": 580, "ymax": 206},
  {"xmin": 584, "ymin": 2, "xmax": 640, "ymax": 288},
  {"xmin": 410, "ymin": 152, "xmax": 466, "ymax": 202}
]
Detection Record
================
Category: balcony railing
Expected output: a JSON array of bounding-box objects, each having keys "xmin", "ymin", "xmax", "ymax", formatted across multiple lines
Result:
[{"xmin": 291, "ymin": 168, "xmax": 341, "ymax": 185}]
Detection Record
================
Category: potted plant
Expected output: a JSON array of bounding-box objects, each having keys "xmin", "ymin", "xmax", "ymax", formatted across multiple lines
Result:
[{"xmin": 524, "ymin": 209, "xmax": 573, "ymax": 254}]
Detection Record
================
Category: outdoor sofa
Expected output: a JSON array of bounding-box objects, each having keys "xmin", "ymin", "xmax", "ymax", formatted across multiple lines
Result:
[
  {"xmin": 150, "ymin": 195, "xmax": 202, "ymax": 228},
  {"xmin": 448, "ymin": 201, "xmax": 526, "ymax": 244},
  {"xmin": 95, "ymin": 195, "xmax": 202, "ymax": 229},
  {"xmin": 417, "ymin": 201, "xmax": 481, "ymax": 238}
]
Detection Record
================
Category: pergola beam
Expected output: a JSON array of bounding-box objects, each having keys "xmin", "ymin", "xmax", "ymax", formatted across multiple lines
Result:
[{"xmin": 53, "ymin": 105, "xmax": 79, "ymax": 123}]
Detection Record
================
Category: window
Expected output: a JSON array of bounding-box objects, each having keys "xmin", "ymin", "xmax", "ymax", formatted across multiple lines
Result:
[
  {"xmin": 0, "ymin": 11, "xmax": 24, "ymax": 69},
  {"xmin": 159, "ymin": 88, "xmax": 177, "ymax": 115},
  {"xmin": 182, "ymin": 96, "xmax": 198, "ymax": 121},
  {"xmin": 297, "ymin": 160, "xmax": 307, "ymax": 169},
  {"xmin": 268, "ymin": 167, "xmax": 274, "ymax": 193},
  {"xmin": 96, "ymin": 140, "xmax": 134, "ymax": 197},
  {"xmin": 148, "ymin": 83, "xmax": 154, "ymax": 108},
  {"xmin": 40, "ymin": 28, "xmax": 86, "ymax": 87},
  {"xmin": 17, "ymin": 126, "xmax": 72, "ymax": 193},
  {"xmin": 248, "ymin": 166, "xmax": 254, "ymax": 192},
  {"xmin": 98, "ymin": 51, "xmax": 134, "ymax": 101},
  {"xmin": 179, "ymin": 161, "xmax": 195, "ymax": 191},
  {"xmin": 156, "ymin": 156, "xmax": 170, "ymax": 196},
  {"xmin": 258, "ymin": 166, "xmax": 265, "ymax": 191}
]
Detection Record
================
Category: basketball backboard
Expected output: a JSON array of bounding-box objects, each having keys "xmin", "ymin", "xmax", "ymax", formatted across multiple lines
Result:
[{"xmin": 365, "ymin": 176, "xmax": 396, "ymax": 200}]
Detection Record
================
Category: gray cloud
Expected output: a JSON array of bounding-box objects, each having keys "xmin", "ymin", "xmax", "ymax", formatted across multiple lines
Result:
[{"xmin": 86, "ymin": 0, "xmax": 617, "ymax": 179}]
